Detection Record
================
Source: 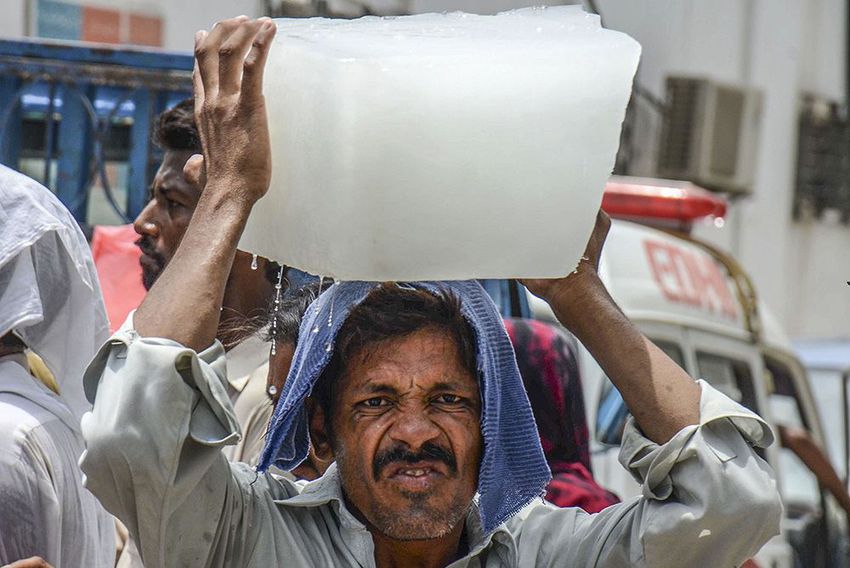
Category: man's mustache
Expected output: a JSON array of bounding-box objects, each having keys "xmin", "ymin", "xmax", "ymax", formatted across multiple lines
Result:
[
  {"xmin": 372, "ymin": 442, "xmax": 458, "ymax": 480},
  {"xmin": 135, "ymin": 236, "xmax": 165, "ymax": 266}
]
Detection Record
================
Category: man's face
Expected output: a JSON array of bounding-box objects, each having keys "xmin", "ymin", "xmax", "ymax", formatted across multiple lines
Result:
[
  {"xmin": 327, "ymin": 327, "xmax": 482, "ymax": 541},
  {"xmin": 133, "ymin": 149, "xmax": 201, "ymax": 290}
]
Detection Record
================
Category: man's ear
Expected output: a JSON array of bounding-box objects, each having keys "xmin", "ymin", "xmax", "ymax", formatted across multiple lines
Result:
[{"xmin": 306, "ymin": 397, "xmax": 335, "ymax": 462}]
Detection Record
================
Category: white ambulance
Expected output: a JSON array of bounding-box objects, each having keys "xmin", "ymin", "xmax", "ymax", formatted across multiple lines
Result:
[{"xmin": 527, "ymin": 177, "xmax": 848, "ymax": 568}]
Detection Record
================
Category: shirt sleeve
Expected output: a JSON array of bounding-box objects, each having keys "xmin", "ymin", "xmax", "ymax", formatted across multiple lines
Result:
[
  {"xmin": 0, "ymin": 436, "xmax": 60, "ymax": 565},
  {"xmin": 513, "ymin": 380, "xmax": 783, "ymax": 567},
  {"xmin": 79, "ymin": 315, "xmax": 298, "ymax": 567}
]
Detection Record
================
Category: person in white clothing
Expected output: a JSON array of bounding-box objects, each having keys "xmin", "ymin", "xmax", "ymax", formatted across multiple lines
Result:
[{"xmin": 0, "ymin": 165, "xmax": 114, "ymax": 567}]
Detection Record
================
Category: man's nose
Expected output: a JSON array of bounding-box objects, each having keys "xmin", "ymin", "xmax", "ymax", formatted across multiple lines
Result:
[
  {"xmin": 388, "ymin": 407, "xmax": 442, "ymax": 450},
  {"xmin": 133, "ymin": 202, "xmax": 159, "ymax": 238}
]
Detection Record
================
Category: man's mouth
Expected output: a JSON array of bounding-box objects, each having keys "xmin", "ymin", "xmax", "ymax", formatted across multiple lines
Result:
[
  {"xmin": 135, "ymin": 239, "xmax": 165, "ymax": 268},
  {"xmin": 385, "ymin": 461, "xmax": 447, "ymax": 491},
  {"xmin": 139, "ymin": 252, "xmax": 159, "ymax": 268},
  {"xmin": 397, "ymin": 468, "xmax": 430, "ymax": 477}
]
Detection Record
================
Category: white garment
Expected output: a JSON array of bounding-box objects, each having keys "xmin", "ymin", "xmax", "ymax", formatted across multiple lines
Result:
[
  {"xmin": 0, "ymin": 166, "xmax": 113, "ymax": 565},
  {"xmin": 81, "ymin": 322, "xmax": 783, "ymax": 567},
  {"xmin": 0, "ymin": 164, "xmax": 109, "ymax": 420},
  {"xmin": 0, "ymin": 354, "xmax": 114, "ymax": 567},
  {"xmin": 116, "ymin": 332, "xmax": 274, "ymax": 568},
  {"xmin": 116, "ymin": 335, "xmax": 275, "ymax": 568}
]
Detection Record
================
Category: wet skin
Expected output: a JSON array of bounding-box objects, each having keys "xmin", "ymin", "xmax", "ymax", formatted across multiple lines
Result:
[{"xmin": 312, "ymin": 327, "xmax": 483, "ymax": 551}]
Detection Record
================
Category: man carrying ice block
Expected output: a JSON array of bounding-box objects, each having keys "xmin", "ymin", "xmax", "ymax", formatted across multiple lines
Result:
[{"xmin": 80, "ymin": 17, "xmax": 782, "ymax": 568}]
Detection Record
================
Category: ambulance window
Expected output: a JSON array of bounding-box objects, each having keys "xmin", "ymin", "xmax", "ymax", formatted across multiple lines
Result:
[{"xmin": 695, "ymin": 352, "xmax": 759, "ymax": 413}]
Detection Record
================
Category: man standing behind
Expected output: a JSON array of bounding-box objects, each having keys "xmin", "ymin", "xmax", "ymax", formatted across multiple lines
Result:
[
  {"xmin": 0, "ymin": 165, "xmax": 114, "ymax": 567},
  {"xmin": 133, "ymin": 98, "xmax": 311, "ymax": 465}
]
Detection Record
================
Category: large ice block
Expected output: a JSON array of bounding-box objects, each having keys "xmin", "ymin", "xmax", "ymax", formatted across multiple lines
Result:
[{"xmin": 241, "ymin": 6, "xmax": 641, "ymax": 280}]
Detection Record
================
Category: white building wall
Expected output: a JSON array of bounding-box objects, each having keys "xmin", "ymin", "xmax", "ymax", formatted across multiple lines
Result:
[
  {"xmin": 0, "ymin": 1, "xmax": 26, "ymax": 40},
  {"xmin": 599, "ymin": 0, "xmax": 850, "ymax": 340},
  {"xmin": 787, "ymin": 0, "xmax": 850, "ymax": 338}
]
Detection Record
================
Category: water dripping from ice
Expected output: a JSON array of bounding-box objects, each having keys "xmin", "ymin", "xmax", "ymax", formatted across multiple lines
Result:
[
  {"xmin": 327, "ymin": 279, "xmax": 338, "ymax": 328},
  {"xmin": 313, "ymin": 275, "xmax": 325, "ymax": 334}
]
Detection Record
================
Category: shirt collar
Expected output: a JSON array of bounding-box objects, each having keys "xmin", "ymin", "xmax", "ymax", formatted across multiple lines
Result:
[
  {"xmin": 225, "ymin": 333, "xmax": 269, "ymax": 392},
  {"xmin": 275, "ymin": 463, "xmax": 517, "ymax": 563}
]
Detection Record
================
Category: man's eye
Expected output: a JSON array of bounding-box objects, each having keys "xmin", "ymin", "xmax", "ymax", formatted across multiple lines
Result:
[
  {"xmin": 435, "ymin": 394, "xmax": 462, "ymax": 405},
  {"xmin": 362, "ymin": 397, "xmax": 388, "ymax": 408}
]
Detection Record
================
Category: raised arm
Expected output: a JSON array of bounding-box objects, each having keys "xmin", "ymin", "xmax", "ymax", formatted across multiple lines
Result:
[
  {"xmin": 80, "ymin": 18, "xmax": 288, "ymax": 566},
  {"xmin": 521, "ymin": 212, "xmax": 782, "ymax": 566},
  {"xmin": 134, "ymin": 17, "xmax": 276, "ymax": 351},
  {"xmin": 523, "ymin": 212, "xmax": 701, "ymax": 444}
]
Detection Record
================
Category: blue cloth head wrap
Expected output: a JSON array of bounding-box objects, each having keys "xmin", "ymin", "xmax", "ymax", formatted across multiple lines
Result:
[{"xmin": 258, "ymin": 280, "xmax": 551, "ymax": 534}]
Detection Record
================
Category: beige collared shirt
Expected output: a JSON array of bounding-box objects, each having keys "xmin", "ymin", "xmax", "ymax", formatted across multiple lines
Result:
[
  {"xmin": 80, "ymin": 321, "xmax": 782, "ymax": 567},
  {"xmin": 220, "ymin": 333, "xmax": 272, "ymax": 466}
]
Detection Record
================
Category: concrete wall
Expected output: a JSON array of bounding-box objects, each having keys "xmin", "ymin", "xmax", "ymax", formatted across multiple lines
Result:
[
  {"xmin": 0, "ymin": 0, "xmax": 262, "ymax": 51},
  {"xmin": 0, "ymin": 1, "xmax": 27, "ymax": 40},
  {"xmin": 0, "ymin": 0, "xmax": 573, "ymax": 48},
  {"xmin": 88, "ymin": 0, "xmax": 264, "ymax": 52}
]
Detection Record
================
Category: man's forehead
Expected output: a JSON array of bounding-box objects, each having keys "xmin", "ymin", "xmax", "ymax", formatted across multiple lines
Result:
[
  {"xmin": 340, "ymin": 328, "xmax": 479, "ymax": 393},
  {"xmin": 153, "ymin": 151, "xmax": 200, "ymax": 191}
]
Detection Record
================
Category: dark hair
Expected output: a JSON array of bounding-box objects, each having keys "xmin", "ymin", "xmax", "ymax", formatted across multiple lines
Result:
[
  {"xmin": 311, "ymin": 284, "xmax": 478, "ymax": 423},
  {"xmin": 0, "ymin": 332, "xmax": 26, "ymax": 350},
  {"xmin": 154, "ymin": 98, "xmax": 201, "ymax": 153}
]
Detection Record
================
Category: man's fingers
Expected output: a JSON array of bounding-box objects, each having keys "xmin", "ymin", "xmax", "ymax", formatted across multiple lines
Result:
[
  {"xmin": 192, "ymin": 39, "xmax": 205, "ymax": 114},
  {"xmin": 218, "ymin": 18, "xmax": 265, "ymax": 96},
  {"xmin": 242, "ymin": 19, "xmax": 277, "ymax": 102},
  {"xmin": 195, "ymin": 27, "xmax": 220, "ymax": 99},
  {"xmin": 195, "ymin": 17, "xmax": 243, "ymax": 99}
]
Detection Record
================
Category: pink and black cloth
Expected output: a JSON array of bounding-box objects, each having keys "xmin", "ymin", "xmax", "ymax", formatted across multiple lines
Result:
[{"xmin": 504, "ymin": 318, "xmax": 620, "ymax": 514}]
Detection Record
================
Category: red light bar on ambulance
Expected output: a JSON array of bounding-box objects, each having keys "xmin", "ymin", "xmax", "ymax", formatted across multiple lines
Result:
[{"xmin": 601, "ymin": 176, "xmax": 727, "ymax": 222}]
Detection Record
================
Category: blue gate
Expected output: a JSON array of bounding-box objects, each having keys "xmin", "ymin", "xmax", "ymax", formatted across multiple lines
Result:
[{"xmin": 0, "ymin": 38, "xmax": 192, "ymax": 227}]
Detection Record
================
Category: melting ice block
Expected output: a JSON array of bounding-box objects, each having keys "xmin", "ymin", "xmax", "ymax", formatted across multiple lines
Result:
[{"xmin": 242, "ymin": 6, "xmax": 641, "ymax": 280}]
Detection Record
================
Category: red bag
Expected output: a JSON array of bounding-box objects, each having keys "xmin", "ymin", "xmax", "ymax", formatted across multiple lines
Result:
[{"xmin": 91, "ymin": 224, "xmax": 146, "ymax": 332}]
